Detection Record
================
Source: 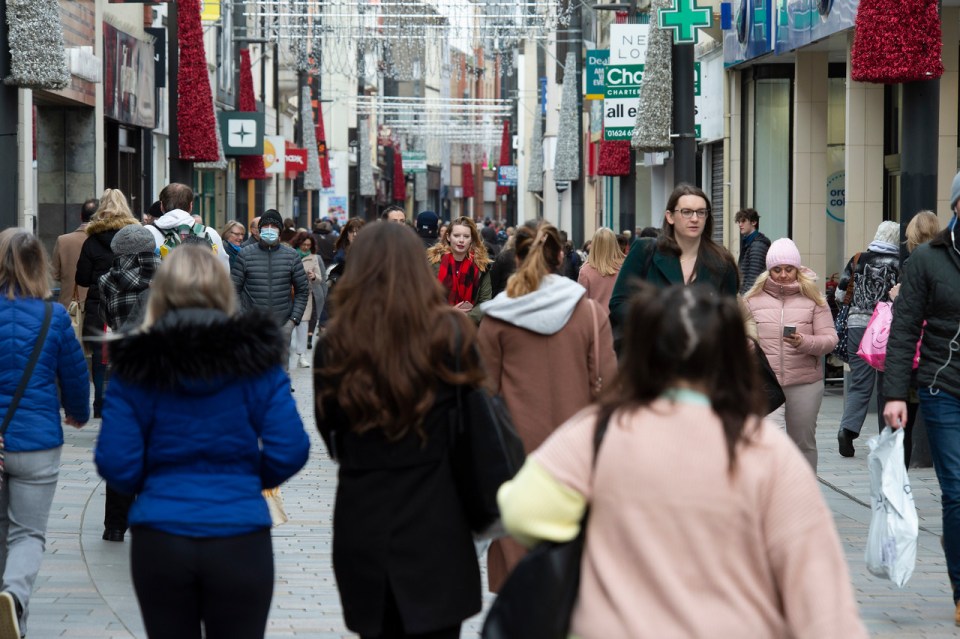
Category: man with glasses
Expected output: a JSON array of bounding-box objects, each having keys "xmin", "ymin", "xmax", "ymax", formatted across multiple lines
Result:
[{"xmin": 735, "ymin": 208, "xmax": 771, "ymax": 294}]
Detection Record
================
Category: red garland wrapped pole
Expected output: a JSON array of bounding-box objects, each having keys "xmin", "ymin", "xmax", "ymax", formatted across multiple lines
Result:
[
  {"xmin": 316, "ymin": 102, "xmax": 332, "ymax": 189},
  {"xmin": 393, "ymin": 150, "xmax": 406, "ymax": 202},
  {"xmin": 597, "ymin": 140, "xmax": 631, "ymax": 176},
  {"xmin": 851, "ymin": 0, "xmax": 943, "ymax": 83},
  {"xmin": 176, "ymin": 0, "xmax": 218, "ymax": 161},
  {"xmin": 238, "ymin": 49, "xmax": 267, "ymax": 180},
  {"xmin": 462, "ymin": 163, "xmax": 475, "ymax": 200}
]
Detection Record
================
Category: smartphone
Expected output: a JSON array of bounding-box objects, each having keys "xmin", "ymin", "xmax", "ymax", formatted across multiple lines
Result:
[{"xmin": 782, "ymin": 325, "xmax": 797, "ymax": 337}]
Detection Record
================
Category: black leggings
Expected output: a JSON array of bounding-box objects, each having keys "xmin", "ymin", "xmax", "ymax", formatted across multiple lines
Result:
[{"xmin": 130, "ymin": 527, "xmax": 274, "ymax": 639}]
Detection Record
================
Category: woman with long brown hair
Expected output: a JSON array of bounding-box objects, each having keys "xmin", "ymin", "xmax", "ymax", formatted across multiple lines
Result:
[
  {"xmin": 314, "ymin": 222, "xmax": 486, "ymax": 639},
  {"xmin": 427, "ymin": 216, "xmax": 492, "ymax": 324},
  {"xmin": 477, "ymin": 221, "xmax": 617, "ymax": 591}
]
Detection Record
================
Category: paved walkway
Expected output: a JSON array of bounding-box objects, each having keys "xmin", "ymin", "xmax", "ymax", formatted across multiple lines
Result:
[{"xmin": 26, "ymin": 368, "xmax": 957, "ymax": 637}]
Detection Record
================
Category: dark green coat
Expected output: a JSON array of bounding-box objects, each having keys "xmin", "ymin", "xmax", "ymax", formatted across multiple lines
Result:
[
  {"xmin": 608, "ymin": 238, "xmax": 739, "ymax": 325},
  {"xmin": 886, "ymin": 236, "xmax": 960, "ymax": 401}
]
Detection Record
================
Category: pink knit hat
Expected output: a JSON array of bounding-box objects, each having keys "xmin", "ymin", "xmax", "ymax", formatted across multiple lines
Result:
[{"xmin": 765, "ymin": 238, "xmax": 802, "ymax": 270}]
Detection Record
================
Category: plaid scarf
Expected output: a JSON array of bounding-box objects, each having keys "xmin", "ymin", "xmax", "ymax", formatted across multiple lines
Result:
[
  {"xmin": 98, "ymin": 253, "xmax": 160, "ymax": 330},
  {"xmin": 438, "ymin": 251, "xmax": 480, "ymax": 306}
]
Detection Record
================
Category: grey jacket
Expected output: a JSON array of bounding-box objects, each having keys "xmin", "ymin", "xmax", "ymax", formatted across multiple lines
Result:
[{"xmin": 231, "ymin": 242, "xmax": 309, "ymax": 325}]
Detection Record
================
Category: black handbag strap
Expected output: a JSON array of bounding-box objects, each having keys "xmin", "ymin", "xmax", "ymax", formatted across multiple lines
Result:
[{"xmin": 1, "ymin": 302, "xmax": 53, "ymax": 436}]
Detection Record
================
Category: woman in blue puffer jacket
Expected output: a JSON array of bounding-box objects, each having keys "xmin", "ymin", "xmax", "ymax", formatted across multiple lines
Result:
[
  {"xmin": 0, "ymin": 229, "xmax": 90, "ymax": 638},
  {"xmin": 95, "ymin": 246, "xmax": 310, "ymax": 639}
]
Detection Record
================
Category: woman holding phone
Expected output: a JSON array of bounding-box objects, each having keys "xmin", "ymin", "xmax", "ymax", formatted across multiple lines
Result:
[{"xmin": 744, "ymin": 238, "xmax": 837, "ymax": 471}]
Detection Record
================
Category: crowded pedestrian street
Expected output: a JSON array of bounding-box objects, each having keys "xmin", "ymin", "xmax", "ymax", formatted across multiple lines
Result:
[{"xmin": 21, "ymin": 365, "xmax": 955, "ymax": 638}]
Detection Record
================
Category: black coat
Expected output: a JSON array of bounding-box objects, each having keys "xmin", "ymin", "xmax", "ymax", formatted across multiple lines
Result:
[
  {"xmin": 886, "ymin": 234, "xmax": 960, "ymax": 402},
  {"xmin": 738, "ymin": 231, "xmax": 770, "ymax": 294},
  {"xmin": 314, "ymin": 347, "xmax": 480, "ymax": 636},
  {"xmin": 75, "ymin": 216, "xmax": 138, "ymax": 336}
]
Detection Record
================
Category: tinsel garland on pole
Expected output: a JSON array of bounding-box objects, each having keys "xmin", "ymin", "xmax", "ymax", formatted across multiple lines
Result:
[
  {"xmin": 414, "ymin": 140, "xmax": 427, "ymax": 202},
  {"xmin": 393, "ymin": 150, "xmax": 406, "ymax": 201},
  {"xmin": 316, "ymin": 101, "xmax": 332, "ymax": 188},
  {"xmin": 553, "ymin": 51, "xmax": 581, "ymax": 182},
  {"xmin": 462, "ymin": 163, "xmax": 475, "ymax": 199},
  {"xmin": 598, "ymin": 140, "xmax": 631, "ymax": 176},
  {"xmin": 851, "ymin": 0, "xmax": 943, "ymax": 83},
  {"xmin": 632, "ymin": 0, "xmax": 673, "ymax": 152},
  {"xmin": 527, "ymin": 115, "xmax": 544, "ymax": 192},
  {"xmin": 358, "ymin": 117, "xmax": 376, "ymax": 197},
  {"xmin": 301, "ymin": 85, "xmax": 322, "ymax": 190},
  {"xmin": 176, "ymin": 0, "xmax": 218, "ymax": 161},
  {"xmin": 194, "ymin": 98, "xmax": 227, "ymax": 170},
  {"xmin": 496, "ymin": 120, "xmax": 511, "ymax": 196},
  {"xmin": 239, "ymin": 49, "xmax": 267, "ymax": 180},
  {"xmin": 4, "ymin": 0, "xmax": 70, "ymax": 90}
]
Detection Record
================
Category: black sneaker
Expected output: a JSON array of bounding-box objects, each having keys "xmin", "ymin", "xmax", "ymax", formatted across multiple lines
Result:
[{"xmin": 837, "ymin": 428, "xmax": 856, "ymax": 458}]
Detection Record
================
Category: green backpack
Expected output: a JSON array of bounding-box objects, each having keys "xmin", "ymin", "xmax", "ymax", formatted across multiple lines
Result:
[{"xmin": 159, "ymin": 223, "xmax": 216, "ymax": 259}]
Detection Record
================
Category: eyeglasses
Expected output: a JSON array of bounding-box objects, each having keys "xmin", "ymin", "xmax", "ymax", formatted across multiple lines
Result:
[{"xmin": 673, "ymin": 208, "xmax": 710, "ymax": 219}]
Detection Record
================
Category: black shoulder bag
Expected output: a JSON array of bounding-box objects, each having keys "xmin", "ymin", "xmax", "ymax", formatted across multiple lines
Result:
[
  {"xmin": 0, "ymin": 302, "xmax": 53, "ymax": 485},
  {"xmin": 482, "ymin": 408, "xmax": 613, "ymax": 639}
]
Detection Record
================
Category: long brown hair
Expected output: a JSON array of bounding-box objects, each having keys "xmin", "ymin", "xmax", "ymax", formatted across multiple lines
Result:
[
  {"xmin": 0, "ymin": 229, "xmax": 52, "ymax": 300},
  {"xmin": 658, "ymin": 183, "xmax": 738, "ymax": 285},
  {"xmin": 506, "ymin": 222, "xmax": 563, "ymax": 297},
  {"xmin": 335, "ymin": 217, "xmax": 365, "ymax": 254},
  {"xmin": 316, "ymin": 223, "xmax": 485, "ymax": 441},
  {"xmin": 427, "ymin": 216, "xmax": 491, "ymax": 271},
  {"xmin": 602, "ymin": 283, "xmax": 762, "ymax": 471}
]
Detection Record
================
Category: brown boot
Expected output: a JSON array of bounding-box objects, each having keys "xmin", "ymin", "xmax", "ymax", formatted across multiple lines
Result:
[{"xmin": 955, "ymin": 600, "xmax": 960, "ymax": 627}]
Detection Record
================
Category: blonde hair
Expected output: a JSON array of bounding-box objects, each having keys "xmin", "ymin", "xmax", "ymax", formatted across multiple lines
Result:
[
  {"xmin": 586, "ymin": 227, "xmax": 624, "ymax": 277},
  {"xmin": 142, "ymin": 246, "xmax": 236, "ymax": 328},
  {"xmin": 94, "ymin": 188, "xmax": 134, "ymax": 222},
  {"xmin": 744, "ymin": 268, "xmax": 826, "ymax": 306},
  {"xmin": 0, "ymin": 229, "xmax": 52, "ymax": 300},
  {"xmin": 506, "ymin": 222, "xmax": 562, "ymax": 298},
  {"xmin": 219, "ymin": 219, "xmax": 245, "ymax": 239},
  {"xmin": 905, "ymin": 211, "xmax": 939, "ymax": 253},
  {"xmin": 426, "ymin": 216, "xmax": 491, "ymax": 271}
]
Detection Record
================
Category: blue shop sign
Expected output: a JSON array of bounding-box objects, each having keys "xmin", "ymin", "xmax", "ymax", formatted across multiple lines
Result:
[
  {"xmin": 721, "ymin": 0, "xmax": 774, "ymax": 67},
  {"xmin": 774, "ymin": 0, "xmax": 859, "ymax": 54}
]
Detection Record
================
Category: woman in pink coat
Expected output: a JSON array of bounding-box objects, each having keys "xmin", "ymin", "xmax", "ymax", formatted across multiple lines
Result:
[{"xmin": 745, "ymin": 238, "xmax": 837, "ymax": 470}]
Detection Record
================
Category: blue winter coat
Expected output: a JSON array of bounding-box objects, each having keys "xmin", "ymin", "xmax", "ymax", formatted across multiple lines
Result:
[
  {"xmin": 94, "ymin": 308, "xmax": 310, "ymax": 537},
  {"xmin": 0, "ymin": 297, "xmax": 89, "ymax": 451}
]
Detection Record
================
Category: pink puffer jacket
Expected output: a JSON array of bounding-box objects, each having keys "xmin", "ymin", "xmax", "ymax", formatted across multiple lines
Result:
[{"xmin": 746, "ymin": 277, "xmax": 838, "ymax": 387}]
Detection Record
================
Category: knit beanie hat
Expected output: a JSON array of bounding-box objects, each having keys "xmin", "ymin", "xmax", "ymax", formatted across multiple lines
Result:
[
  {"xmin": 260, "ymin": 209, "xmax": 283, "ymax": 229},
  {"xmin": 765, "ymin": 238, "xmax": 802, "ymax": 270},
  {"xmin": 416, "ymin": 211, "xmax": 439, "ymax": 235},
  {"xmin": 111, "ymin": 224, "xmax": 156, "ymax": 255},
  {"xmin": 950, "ymin": 170, "xmax": 960, "ymax": 211}
]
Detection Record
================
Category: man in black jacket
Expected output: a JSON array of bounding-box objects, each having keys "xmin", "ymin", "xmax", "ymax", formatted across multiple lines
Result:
[
  {"xmin": 736, "ymin": 208, "xmax": 771, "ymax": 294},
  {"xmin": 231, "ymin": 209, "xmax": 309, "ymax": 371}
]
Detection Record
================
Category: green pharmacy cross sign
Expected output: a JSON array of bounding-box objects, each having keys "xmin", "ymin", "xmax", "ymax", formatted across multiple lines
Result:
[{"xmin": 659, "ymin": 0, "xmax": 713, "ymax": 44}]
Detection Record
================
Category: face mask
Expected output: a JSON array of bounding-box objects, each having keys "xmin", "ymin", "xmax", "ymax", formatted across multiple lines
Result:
[{"xmin": 260, "ymin": 228, "xmax": 279, "ymax": 244}]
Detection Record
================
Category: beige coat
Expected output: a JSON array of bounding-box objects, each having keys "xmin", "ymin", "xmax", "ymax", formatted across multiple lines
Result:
[
  {"xmin": 478, "ymin": 276, "xmax": 617, "ymax": 591},
  {"xmin": 51, "ymin": 225, "xmax": 89, "ymax": 306},
  {"xmin": 300, "ymin": 253, "xmax": 325, "ymax": 322}
]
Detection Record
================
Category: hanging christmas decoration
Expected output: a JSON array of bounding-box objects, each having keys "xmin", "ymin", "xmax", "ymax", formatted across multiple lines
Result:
[
  {"xmin": 301, "ymin": 86, "xmax": 323, "ymax": 190},
  {"xmin": 316, "ymin": 101, "xmax": 332, "ymax": 189},
  {"xmin": 195, "ymin": 94, "xmax": 227, "ymax": 170},
  {"xmin": 175, "ymin": 0, "xmax": 218, "ymax": 162},
  {"xmin": 393, "ymin": 150, "xmax": 406, "ymax": 201},
  {"xmin": 415, "ymin": 171, "xmax": 428, "ymax": 202},
  {"xmin": 496, "ymin": 120, "xmax": 512, "ymax": 196},
  {"xmin": 359, "ymin": 118, "xmax": 376, "ymax": 197},
  {"xmin": 462, "ymin": 163, "xmax": 475, "ymax": 199},
  {"xmin": 553, "ymin": 51, "xmax": 580, "ymax": 182},
  {"xmin": 851, "ymin": 0, "xmax": 943, "ymax": 83},
  {"xmin": 598, "ymin": 140, "xmax": 632, "ymax": 176},
  {"xmin": 632, "ymin": 0, "xmax": 674, "ymax": 152},
  {"xmin": 239, "ymin": 50, "xmax": 267, "ymax": 180},
  {"xmin": 527, "ymin": 116, "xmax": 544, "ymax": 192},
  {"xmin": 4, "ymin": 0, "xmax": 70, "ymax": 90}
]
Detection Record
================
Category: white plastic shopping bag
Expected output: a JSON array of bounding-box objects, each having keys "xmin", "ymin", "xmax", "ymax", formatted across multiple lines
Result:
[{"xmin": 864, "ymin": 427, "xmax": 918, "ymax": 587}]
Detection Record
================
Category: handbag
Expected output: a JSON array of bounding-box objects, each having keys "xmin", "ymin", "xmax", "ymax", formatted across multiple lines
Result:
[
  {"xmin": 831, "ymin": 252, "xmax": 861, "ymax": 363},
  {"xmin": 752, "ymin": 341, "xmax": 786, "ymax": 414},
  {"xmin": 0, "ymin": 302, "xmax": 53, "ymax": 486},
  {"xmin": 67, "ymin": 285, "xmax": 84, "ymax": 343},
  {"xmin": 449, "ymin": 332, "xmax": 526, "ymax": 535},
  {"xmin": 481, "ymin": 409, "xmax": 612, "ymax": 639},
  {"xmin": 857, "ymin": 302, "xmax": 922, "ymax": 372}
]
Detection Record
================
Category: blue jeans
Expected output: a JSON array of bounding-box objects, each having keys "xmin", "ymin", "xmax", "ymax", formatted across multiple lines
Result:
[
  {"xmin": 0, "ymin": 447, "xmax": 62, "ymax": 634},
  {"xmin": 919, "ymin": 388, "xmax": 960, "ymax": 603}
]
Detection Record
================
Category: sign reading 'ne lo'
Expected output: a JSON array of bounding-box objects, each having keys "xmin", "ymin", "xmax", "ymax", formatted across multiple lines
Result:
[{"xmin": 604, "ymin": 24, "xmax": 649, "ymax": 141}]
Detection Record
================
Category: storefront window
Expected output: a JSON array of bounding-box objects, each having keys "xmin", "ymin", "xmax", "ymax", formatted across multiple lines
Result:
[
  {"xmin": 753, "ymin": 77, "xmax": 792, "ymax": 242},
  {"xmin": 193, "ymin": 170, "xmax": 217, "ymax": 226}
]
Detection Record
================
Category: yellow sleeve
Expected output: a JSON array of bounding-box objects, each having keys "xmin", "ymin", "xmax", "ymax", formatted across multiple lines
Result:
[{"xmin": 497, "ymin": 458, "xmax": 588, "ymax": 548}]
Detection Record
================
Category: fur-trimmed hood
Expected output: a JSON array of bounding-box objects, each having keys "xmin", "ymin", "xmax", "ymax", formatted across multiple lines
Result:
[
  {"xmin": 110, "ymin": 308, "xmax": 286, "ymax": 393},
  {"xmin": 86, "ymin": 215, "xmax": 139, "ymax": 236}
]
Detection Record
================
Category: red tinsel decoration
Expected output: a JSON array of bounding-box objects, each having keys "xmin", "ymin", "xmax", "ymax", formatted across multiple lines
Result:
[
  {"xmin": 851, "ymin": 0, "xmax": 943, "ymax": 83},
  {"xmin": 393, "ymin": 151, "xmax": 406, "ymax": 201},
  {"xmin": 597, "ymin": 140, "xmax": 631, "ymax": 176},
  {"xmin": 176, "ymin": 0, "xmax": 218, "ymax": 161},
  {"xmin": 496, "ymin": 120, "xmax": 511, "ymax": 196},
  {"xmin": 238, "ymin": 49, "xmax": 267, "ymax": 180},
  {"xmin": 316, "ymin": 102, "xmax": 332, "ymax": 189},
  {"xmin": 462, "ymin": 163, "xmax": 475, "ymax": 199}
]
